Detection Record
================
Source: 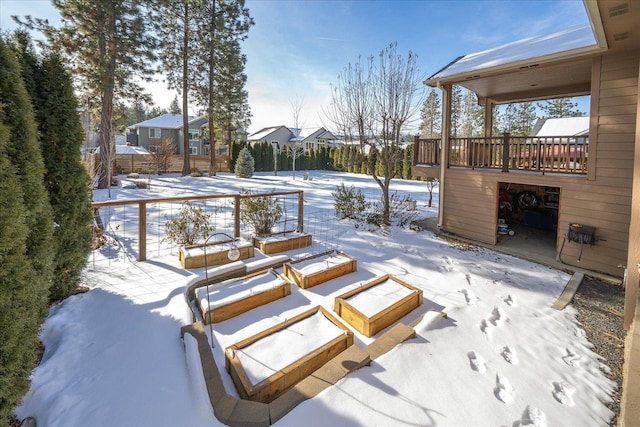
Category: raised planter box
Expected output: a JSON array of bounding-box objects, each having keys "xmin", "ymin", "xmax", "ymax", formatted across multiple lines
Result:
[
  {"xmin": 283, "ymin": 250, "xmax": 357, "ymax": 289},
  {"xmin": 252, "ymin": 232, "xmax": 312, "ymax": 254},
  {"xmin": 195, "ymin": 269, "xmax": 290, "ymax": 324},
  {"xmin": 334, "ymin": 274, "xmax": 423, "ymax": 337},
  {"xmin": 225, "ymin": 306, "xmax": 353, "ymax": 403},
  {"xmin": 179, "ymin": 237, "xmax": 254, "ymax": 269}
]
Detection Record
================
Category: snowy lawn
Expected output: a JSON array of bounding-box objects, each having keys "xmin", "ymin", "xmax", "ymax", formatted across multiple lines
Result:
[{"xmin": 15, "ymin": 171, "xmax": 616, "ymax": 426}]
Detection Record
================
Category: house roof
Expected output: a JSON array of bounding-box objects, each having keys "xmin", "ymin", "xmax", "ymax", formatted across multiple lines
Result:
[
  {"xmin": 128, "ymin": 114, "xmax": 203, "ymax": 130},
  {"xmin": 423, "ymin": 0, "xmax": 639, "ymax": 104},
  {"xmin": 427, "ymin": 25, "xmax": 598, "ymax": 82},
  {"xmin": 247, "ymin": 126, "xmax": 287, "ymax": 141},
  {"xmin": 532, "ymin": 117, "xmax": 590, "ymax": 137}
]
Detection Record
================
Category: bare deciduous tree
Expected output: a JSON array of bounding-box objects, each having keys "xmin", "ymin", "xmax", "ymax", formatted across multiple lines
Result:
[
  {"xmin": 288, "ymin": 96, "xmax": 305, "ymax": 179},
  {"xmin": 326, "ymin": 43, "xmax": 424, "ymax": 224}
]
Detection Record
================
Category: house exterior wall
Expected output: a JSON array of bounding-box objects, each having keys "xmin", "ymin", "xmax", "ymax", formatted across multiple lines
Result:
[{"xmin": 440, "ymin": 50, "xmax": 639, "ymax": 278}]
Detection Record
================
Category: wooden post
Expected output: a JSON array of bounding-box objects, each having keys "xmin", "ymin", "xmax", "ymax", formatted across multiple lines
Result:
[
  {"xmin": 298, "ymin": 191, "xmax": 304, "ymax": 233},
  {"xmin": 138, "ymin": 201, "xmax": 147, "ymax": 261},
  {"xmin": 502, "ymin": 132, "xmax": 510, "ymax": 172},
  {"xmin": 233, "ymin": 194, "xmax": 241, "ymax": 238}
]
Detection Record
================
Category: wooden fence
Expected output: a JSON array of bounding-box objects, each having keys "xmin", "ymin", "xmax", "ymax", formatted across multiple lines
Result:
[{"xmin": 85, "ymin": 153, "xmax": 230, "ymax": 176}]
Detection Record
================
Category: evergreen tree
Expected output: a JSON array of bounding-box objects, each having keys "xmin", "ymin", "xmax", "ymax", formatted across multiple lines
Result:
[
  {"xmin": 191, "ymin": 0, "xmax": 253, "ymax": 175},
  {"xmin": 538, "ymin": 98, "xmax": 584, "ymax": 118},
  {"xmin": 234, "ymin": 146, "xmax": 254, "ymax": 177},
  {"xmin": 420, "ymin": 88, "xmax": 441, "ymax": 138},
  {"xmin": 22, "ymin": 0, "xmax": 157, "ymax": 189},
  {"xmin": 0, "ymin": 38, "xmax": 54, "ymax": 423},
  {"xmin": 450, "ymin": 85, "xmax": 463, "ymax": 138},
  {"xmin": 169, "ymin": 95, "xmax": 181, "ymax": 114},
  {"xmin": 33, "ymin": 49, "xmax": 93, "ymax": 301}
]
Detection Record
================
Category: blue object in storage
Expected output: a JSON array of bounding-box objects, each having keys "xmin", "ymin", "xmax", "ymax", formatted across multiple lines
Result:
[{"xmin": 523, "ymin": 210, "xmax": 553, "ymax": 230}]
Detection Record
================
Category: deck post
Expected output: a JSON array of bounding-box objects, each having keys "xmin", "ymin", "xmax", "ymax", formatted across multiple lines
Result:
[
  {"xmin": 502, "ymin": 132, "xmax": 510, "ymax": 172},
  {"xmin": 233, "ymin": 194, "xmax": 241, "ymax": 238},
  {"xmin": 298, "ymin": 191, "xmax": 304, "ymax": 232},
  {"xmin": 138, "ymin": 201, "xmax": 146, "ymax": 261}
]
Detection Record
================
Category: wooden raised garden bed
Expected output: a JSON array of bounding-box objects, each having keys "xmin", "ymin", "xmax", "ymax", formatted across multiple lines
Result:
[
  {"xmin": 225, "ymin": 305, "xmax": 353, "ymax": 403},
  {"xmin": 179, "ymin": 237, "xmax": 254, "ymax": 269},
  {"xmin": 334, "ymin": 274, "xmax": 422, "ymax": 337},
  {"xmin": 283, "ymin": 250, "xmax": 357, "ymax": 289},
  {"xmin": 252, "ymin": 232, "xmax": 312, "ymax": 254},
  {"xmin": 195, "ymin": 269, "xmax": 290, "ymax": 324}
]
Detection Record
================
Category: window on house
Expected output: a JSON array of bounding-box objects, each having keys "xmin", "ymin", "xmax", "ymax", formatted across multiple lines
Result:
[
  {"xmin": 188, "ymin": 130, "xmax": 199, "ymax": 140},
  {"xmin": 149, "ymin": 128, "xmax": 161, "ymax": 138},
  {"xmin": 189, "ymin": 146, "xmax": 198, "ymax": 155}
]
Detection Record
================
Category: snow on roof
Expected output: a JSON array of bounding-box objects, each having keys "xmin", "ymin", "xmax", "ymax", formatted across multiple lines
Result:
[
  {"xmin": 533, "ymin": 116, "xmax": 590, "ymax": 137},
  {"xmin": 248, "ymin": 126, "xmax": 284, "ymax": 140},
  {"xmin": 428, "ymin": 24, "xmax": 597, "ymax": 80},
  {"xmin": 129, "ymin": 114, "xmax": 200, "ymax": 130}
]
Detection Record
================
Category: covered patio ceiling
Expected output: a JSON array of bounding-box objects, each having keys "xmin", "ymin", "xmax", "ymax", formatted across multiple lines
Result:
[{"xmin": 424, "ymin": 0, "xmax": 639, "ymax": 105}]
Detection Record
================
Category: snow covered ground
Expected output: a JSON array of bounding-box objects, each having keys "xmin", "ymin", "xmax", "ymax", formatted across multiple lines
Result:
[{"xmin": 15, "ymin": 171, "xmax": 616, "ymax": 426}]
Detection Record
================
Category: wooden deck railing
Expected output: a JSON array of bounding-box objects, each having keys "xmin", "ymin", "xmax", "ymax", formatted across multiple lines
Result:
[{"xmin": 414, "ymin": 134, "xmax": 589, "ymax": 175}]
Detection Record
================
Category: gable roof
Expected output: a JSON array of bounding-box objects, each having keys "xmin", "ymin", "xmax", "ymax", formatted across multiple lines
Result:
[
  {"xmin": 531, "ymin": 116, "xmax": 590, "ymax": 137},
  {"xmin": 128, "ymin": 114, "xmax": 203, "ymax": 130},
  {"xmin": 247, "ymin": 126, "xmax": 288, "ymax": 141}
]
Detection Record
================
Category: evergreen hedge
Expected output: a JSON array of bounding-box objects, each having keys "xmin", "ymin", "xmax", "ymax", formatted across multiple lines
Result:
[{"xmin": 0, "ymin": 37, "xmax": 54, "ymax": 424}]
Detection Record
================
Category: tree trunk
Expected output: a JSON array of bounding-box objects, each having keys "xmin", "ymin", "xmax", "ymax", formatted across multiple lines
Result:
[
  {"xmin": 181, "ymin": 0, "xmax": 190, "ymax": 176},
  {"xmin": 97, "ymin": 12, "xmax": 117, "ymax": 190}
]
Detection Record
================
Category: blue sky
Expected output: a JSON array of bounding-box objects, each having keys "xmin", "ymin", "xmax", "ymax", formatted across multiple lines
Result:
[{"xmin": 0, "ymin": 0, "xmax": 591, "ymax": 133}]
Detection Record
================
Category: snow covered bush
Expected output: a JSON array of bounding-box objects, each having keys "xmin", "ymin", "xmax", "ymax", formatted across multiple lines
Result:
[
  {"xmin": 240, "ymin": 190, "xmax": 283, "ymax": 236},
  {"xmin": 234, "ymin": 147, "xmax": 255, "ymax": 178},
  {"xmin": 332, "ymin": 183, "xmax": 369, "ymax": 219},
  {"xmin": 164, "ymin": 201, "xmax": 214, "ymax": 245}
]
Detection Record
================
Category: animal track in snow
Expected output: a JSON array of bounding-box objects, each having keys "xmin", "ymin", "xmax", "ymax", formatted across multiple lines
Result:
[
  {"xmin": 440, "ymin": 256, "xmax": 455, "ymax": 272},
  {"xmin": 502, "ymin": 294, "xmax": 516, "ymax": 306},
  {"xmin": 480, "ymin": 319, "xmax": 492, "ymax": 338},
  {"xmin": 552, "ymin": 381, "xmax": 575, "ymax": 405},
  {"xmin": 467, "ymin": 351, "xmax": 486, "ymax": 373},
  {"xmin": 498, "ymin": 345, "xmax": 518, "ymax": 364},
  {"xmin": 562, "ymin": 348, "xmax": 582, "ymax": 368},
  {"xmin": 489, "ymin": 306, "xmax": 507, "ymax": 326},
  {"xmin": 516, "ymin": 406, "xmax": 547, "ymax": 427},
  {"xmin": 459, "ymin": 289, "xmax": 478, "ymax": 305},
  {"xmin": 493, "ymin": 373, "xmax": 515, "ymax": 404}
]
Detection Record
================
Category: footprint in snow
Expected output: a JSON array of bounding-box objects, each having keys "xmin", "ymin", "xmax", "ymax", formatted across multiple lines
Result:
[
  {"xmin": 493, "ymin": 373, "xmax": 515, "ymax": 404},
  {"xmin": 552, "ymin": 381, "xmax": 575, "ymax": 405},
  {"xmin": 465, "ymin": 273, "xmax": 476, "ymax": 286},
  {"xmin": 503, "ymin": 294, "xmax": 516, "ymax": 306},
  {"xmin": 489, "ymin": 306, "xmax": 507, "ymax": 326},
  {"xmin": 573, "ymin": 328, "xmax": 587, "ymax": 339},
  {"xmin": 440, "ymin": 256, "xmax": 454, "ymax": 272},
  {"xmin": 498, "ymin": 345, "xmax": 518, "ymax": 364},
  {"xmin": 467, "ymin": 351, "xmax": 486, "ymax": 373},
  {"xmin": 480, "ymin": 319, "xmax": 492, "ymax": 338},
  {"xmin": 515, "ymin": 405, "xmax": 547, "ymax": 427},
  {"xmin": 562, "ymin": 348, "xmax": 582, "ymax": 368},
  {"xmin": 459, "ymin": 289, "xmax": 478, "ymax": 305}
]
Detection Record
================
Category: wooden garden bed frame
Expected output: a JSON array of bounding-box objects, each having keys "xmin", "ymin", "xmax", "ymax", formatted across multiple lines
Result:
[
  {"xmin": 225, "ymin": 306, "xmax": 353, "ymax": 403},
  {"xmin": 252, "ymin": 231, "xmax": 312, "ymax": 254},
  {"xmin": 179, "ymin": 238, "xmax": 254, "ymax": 269},
  {"xmin": 334, "ymin": 274, "xmax": 423, "ymax": 337},
  {"xmin": 283, "ymin": 250, "xmax": 357, "ymax": 289},
  {"xmin": 196, "ymin": 269, "xmax": 290, "ymax": 324}
]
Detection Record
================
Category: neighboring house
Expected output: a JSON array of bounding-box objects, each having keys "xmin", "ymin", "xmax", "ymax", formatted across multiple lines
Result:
[
  {"xmin": 412, "ymin": 1, "xmax": 639, "ymax": 330},
  {"xmin": 248, "ymin": 126, "xmax": 338, "ymax": 151},
  {"xmin": 127, "ymin": 114, "xmax": 208, "ymax": 155},
  {"xmin": 530, "ymin": 116, "xmax": 590, "ymax": 138},
  {"xmin": 289, "ymin": 127, "xmax": 338, "ymax": 151}
]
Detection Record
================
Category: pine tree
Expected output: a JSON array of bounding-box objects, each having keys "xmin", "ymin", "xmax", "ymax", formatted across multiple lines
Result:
[
  {"xmin": 22, "ymin": 0, "xmax": 157, "ymax": 189},
  {"xmin": 169, "ymin": 96, "xmax": 181, "ymax": 114},
  {"xmin": 234, "ymin": 146, "xmax": 254, "ymax": 177},
  {"xmin": 420, "ymin": 88, "xmax": 441, "ymax": 138},
  {"xmin": 450, "ymin": 85, "xmax": 464, "ymax": 138},
  {"xmin": 538, "ymin": 98, "xmax": 584, "ymax": 118},
  {"xmin": 0, "ymin": 38, "xmax": 53, "ymax": 423}
]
